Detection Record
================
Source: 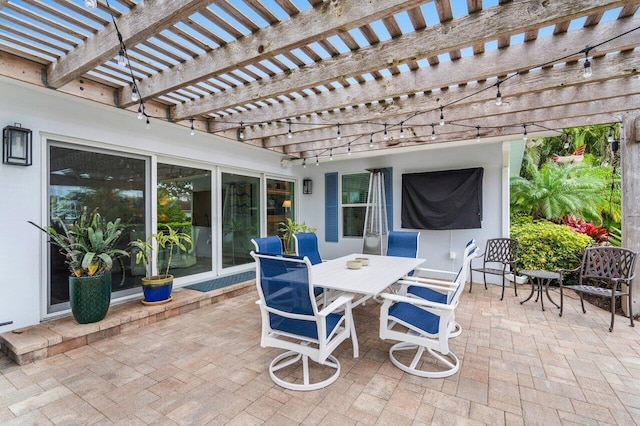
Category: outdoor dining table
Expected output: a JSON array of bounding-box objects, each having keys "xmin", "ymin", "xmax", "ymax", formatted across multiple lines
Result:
[{"xmin": 310, "ymin": 253, "xmax": 425, "ymax": 357}]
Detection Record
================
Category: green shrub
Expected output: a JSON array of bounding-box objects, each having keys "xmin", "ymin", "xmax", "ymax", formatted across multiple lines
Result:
[{"xmin": 511, "ymin": 219, "xmax": 591, "ymax": 271}]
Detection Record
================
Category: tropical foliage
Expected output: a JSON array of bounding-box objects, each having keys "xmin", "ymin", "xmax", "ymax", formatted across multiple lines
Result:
[
  {"xmin": 562, "ymin": 216, "xmax": 609, "ymax": 244},
  {"xmin": 29, "ymin": 207, "xmax": 128, "ymax": 277},
  {"xmin": 278, "ymin": 218, "xmax": 317, "ymax": 252},
  {"xmin": 129, "ymin": 226, "xmax": 192, "ymax": 279},
  {"xmin": 511, "ymin": 218, "xmax": 591, "ymax": 271}
]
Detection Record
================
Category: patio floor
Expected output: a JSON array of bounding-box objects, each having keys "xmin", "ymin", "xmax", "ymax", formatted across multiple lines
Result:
[{"xmin": 1, "ymin": 283, "xmax": 639, "ymax": 425}]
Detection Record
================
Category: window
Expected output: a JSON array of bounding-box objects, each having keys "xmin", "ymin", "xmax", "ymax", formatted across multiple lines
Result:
[
  {"xmin": 266, "ymin": 178, "xmax": 295, "ymax": 237},
  {"xmin": 221, "ymin": 173, "xmax": 260, "ymax": 268},
  {"xmin": 341, "ymin": 173, "xmax": 370, "ymax": 237}
]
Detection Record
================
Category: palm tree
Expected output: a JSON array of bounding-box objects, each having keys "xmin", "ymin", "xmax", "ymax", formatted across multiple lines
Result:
[{"xmin": 511, "ymin": 155, "xmax": 609, "ymax": 221}]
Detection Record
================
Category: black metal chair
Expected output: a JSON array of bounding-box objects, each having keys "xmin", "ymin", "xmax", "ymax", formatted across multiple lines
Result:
[
  {"xmin": 569, "ymin": 247, "xmax": 637, "ymax": 332},
  {"xmin": 469, "ymin": 238, "xmax": 520, "ymax": 300}
]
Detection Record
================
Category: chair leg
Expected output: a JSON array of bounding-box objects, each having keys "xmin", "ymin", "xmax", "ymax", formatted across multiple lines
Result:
[
  {"xmin": 578, "ymin": 293, "xmax": 586, "ymax": 314},
  {"xmin": 512, "ymin": 274, "xmax": 518, "ymax": 296},
  {"xmin": 468, "ymin": 266, "xmax": 473, "ymax": 293},
  {"xmin": 609, "ymin": 294, "xmax": 616, "ymax": 332},
  {"xmin": 629, "ymin": 285, "xmax": 635, "ymax": 328},
  {"xmin": 499, "ymin": 274, "xmax": 505, "ymax": 301}
]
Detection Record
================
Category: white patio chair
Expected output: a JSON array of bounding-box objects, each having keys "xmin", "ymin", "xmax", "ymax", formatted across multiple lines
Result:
[
  {"xmin": 251, "ymin": 251, "xmax": 355, "ymax": 391},
  {"xmin": 379, "ymin": 246, "xmax": 478, "ymax": 378}
]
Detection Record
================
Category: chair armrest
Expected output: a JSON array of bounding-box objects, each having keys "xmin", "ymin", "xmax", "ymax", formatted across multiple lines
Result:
[
  {"xmin": 379, "ymin": 292, "xmax": 454, "ymax": 311},
  {"xmin": 414, "ymin": 267, "xmax": 458, "ymax": 278},
  {"xmin": 318, "ymin": 293, "xmax": 354, "ymax": 317},
  {"xmin": 397, "ymin": 277, "xmax": 457, "ymax": 291}
]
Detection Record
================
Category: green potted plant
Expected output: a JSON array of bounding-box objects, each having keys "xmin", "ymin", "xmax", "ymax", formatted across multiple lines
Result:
[
  {"xmin": 129, "ymin": 226, "xmax": 192, "ymax": 304},
  {"xmin": 29, "ymin": 207, "xmax": 128, "ymax": 324},
  {"xmin": 278, "ymin": 218, "xmax": 317, "ymax": 253}
]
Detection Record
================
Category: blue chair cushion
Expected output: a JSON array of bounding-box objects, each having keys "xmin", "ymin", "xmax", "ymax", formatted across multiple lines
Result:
[
  {"xmin": 407, "ymin": 286, "xmax": 447, "ymax": 304},
  {"xmin": 388, "ymin": 302, "xmax": 440, "ymax": 335},
  {"xmin": 269, "ymin": 313, "xmax": 343, "ymax": 339}
]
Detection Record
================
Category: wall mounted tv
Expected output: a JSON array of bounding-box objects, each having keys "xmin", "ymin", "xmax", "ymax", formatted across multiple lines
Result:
[{"xmin": 401, "ymin": 167, "xmax": 483, "ymax": 230}]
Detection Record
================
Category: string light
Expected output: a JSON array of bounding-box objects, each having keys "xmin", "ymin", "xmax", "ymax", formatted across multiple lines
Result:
[
  {"xmin": 348, "ymin": 143, "xmax": 351, "ymax": 155},
  {"xmin": 146, "ymin": 117, "xmax": 150, "ymax": 130},
  {"xmin": 336, "ymin": 123, "xmax": 341, "ymax": 140},
  {"xmin": 131, "ymin": 86, "xmax": 139, "ymax": 102},
  {"xmin": 369, "ymin": 134, "xmax": 374, "ymax": 148},
  {"xmin": 315, "ymin": 156, "xmax": 319, "ymax": 166},
  {"xmin": 84, "ymin": 0, "xmax": 97, "ymax": 8},
  {"xmin": 400, "ymin": 122, "xmax": 404, "ymax": 138},
  {"xmin": 607, "ymin": 127, "xmax": 615, "ymax": 143},
  {"xmin": 522, "ymin": 124, "xmax": 528, "ymax": 141},
  {"xmin": 117, "ymin": 47, "xmax": 126, "ymax": 67},
  {"xmin": 476, "ymin": 126, "xmax": 481, "ymax": 141},
  {"xmin": 583, "ymin": 47, "xmax": 592, "ymax": 78},
  {"xmin": 383, "ymin": 123, "xmax": 388, "ymax": 140},
  {"xmin": 137, "ymin": 105, "xmax": 143, "ymax": 120},
  {"xmin": 190, "ymin": 118, "xmax": 195, "ymax": 136},
  {"xmin": 302, "ymin": 158, "xmax": 306, "ymax": 168},
  {"xmin": 238, "ymin": 121, "xmax": 245, "ymax": 140},
  {"xmin": 564, "ymin": 135, "xmax": 570, "ymax": 149},
  {"xmin": 495, "ymin": 82, "xmax": 502, "ymax": 106},
  {"xmin": 330, "ymin": 148, "xmax": 333, "ymax": 160},
  {"xmin": 287, "ymin": 122, "xmax": 293, "ymax": 139},
  {"xmin": 431, "ymin": 124, "xmax": 436, "ymax": 140},
  {"xmin": 439, "ymin": 106, "xmax": 445, "ymax": 126}
]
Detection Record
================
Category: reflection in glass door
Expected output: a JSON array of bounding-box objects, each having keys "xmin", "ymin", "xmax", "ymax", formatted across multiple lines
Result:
[
  {"xmin": 48, "ymin": 144, "xmax": 146, "ymax": 313},
  {"xmin": 266, "ymin": 178, "xmax": 295, "ymax": 247},
  {"xmin": 221, "ymin": 173, "xmax": 259, "ymax": 268},
  {"xmin": 157, "ymin": 164, "xmax": 212, "ymax": 278}
]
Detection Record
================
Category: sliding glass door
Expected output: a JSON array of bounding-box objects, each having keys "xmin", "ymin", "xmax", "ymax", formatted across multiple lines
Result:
[
  {"xmin": 48, "ymin": 143, "xmax": 147, "ymax": 313},
  {"xmin": 221, "ymin": 172, "xmax": 260, "ymax": 268}
]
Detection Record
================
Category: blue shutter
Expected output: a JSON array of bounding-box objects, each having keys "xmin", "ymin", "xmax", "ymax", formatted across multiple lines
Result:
[
  {"xmin": 325, "ymin": 172, "xmax": 339, "ymax": 242},
  {"xmin": 384, "ymin": 167, "xmax": 393, "ymax": 231}
]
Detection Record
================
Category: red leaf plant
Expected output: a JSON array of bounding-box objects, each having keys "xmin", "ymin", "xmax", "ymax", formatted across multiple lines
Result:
[{"xmin": 562, "ymin": 215, "xmax": 610, "ymax": 244}]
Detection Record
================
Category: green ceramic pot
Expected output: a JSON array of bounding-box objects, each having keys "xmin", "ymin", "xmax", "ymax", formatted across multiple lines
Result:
[{"xmin": 69, "ymin": 273, "xmax": 111, "ymax": 324}]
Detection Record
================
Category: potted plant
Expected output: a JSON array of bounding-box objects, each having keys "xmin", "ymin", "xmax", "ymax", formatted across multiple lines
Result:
[
  {"xmin": 278, "ymin": 218, "xmax": 317, "ymax": 253},
  {"xmin": 29, "ymin": 207, "xmax": 128, "ymax": 324},
  {"xmin": 129, "ymin": 226, "xmax": 192, "ymax": 304}
]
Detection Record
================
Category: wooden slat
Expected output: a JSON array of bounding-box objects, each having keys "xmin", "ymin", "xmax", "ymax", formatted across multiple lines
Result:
[
  {"xmin": 434, "ymin": 0, "xmax": 463, "ymax": 62},
  {"xmin": 155, "ymin": 33, "xmax": 200, "ymax": 58},
  {"xmin": 0, "ymin": 10, "xmax": 78, "ymax": 47},
  {"xmin": 21, "ymin": 0, "xmax": 100, "ymax": 34},
  {"xmin": 5, "ymin": 3, "xmax": 87, "ymax": 41},
  {"xmin": 217, "ymin": 1, "xmax": 261, "ymax": 33},
  {"xmin": 199, "ymin": 8, "xmax": 245, "ymax": 40},
  {"xmin": 180, "ymin": 19, "xmax": 227, "ymax": 47},
  {"xmin": 0, "ymin": 23, "xmax": 67, "ymax": 53},
  {"xmin": 382, "ymin": 16, "xmax": 402, "ymax": 38},
  {"xmin": 47, "ymin": 0, "xmax": 110, "ymax": 26},
  {"xmin": 554, "ymin": 21, "xmax": 570, "ymax": 34},
  {"xmin": 467, "ymin": 0, "xmax": 483, "ymax": 14},
  {"xmin": 498, "ymin": 35, "xmax": 510, "ymax": 49},
  {"xmin": 584, "ymin": 12, "xmax": 604, "ymax": 26},
  {"xmin": 619, "ymin": 4, "xmax": 640, "ymax": 17},
  {"xmin": 273, "ymin": 0, "xmax": 301, "ymax": 16},
  {"xmin": 243, "ymin": 0, "xmax": 280, "ymax": 25},
  {"xmin": 171, "ymin": 25, "xmax": 214, "ymax": 52},
  {"xmin": 172, "ymin": 0, "xmax": 634, "ymax": 120},
  {"xmin": 46, "ymin": 0, "xmax": 207, "ymax": 88},
  {"xmin": 337, "ymin": 32, "xmax": 361, "ymax": 51},
  {"xmin": 317, "ymin": 39, "xmax": 340, "ymax": 57},
  {"xmin": 524, "ymin": 29, "xmax": 539, "ymax": 42},
  {"xmin": 407, "ymin": 6, "xmax": 426, "ymax": 30},
  {"xmin": 358, "ymin": 24, "xmax": 381, "ymax": 45},
  {"xmin": 300, "ymin": 45, "xmax": 323, "ymax": 62},
  {"xmin": 122, "ymin": 0, "xmax": 425, "ymax": 105}
]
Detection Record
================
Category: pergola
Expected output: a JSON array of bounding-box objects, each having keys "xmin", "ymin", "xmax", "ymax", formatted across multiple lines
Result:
[{"xmin": 1, "ymin": 1, "xmax": 640, "ymax": 295}]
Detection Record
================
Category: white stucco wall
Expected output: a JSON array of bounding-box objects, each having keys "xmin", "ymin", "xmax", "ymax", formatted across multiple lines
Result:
[
  {"xmin": 298, "ymin": 141, "xmax": 510, "ymax": 275},
  {"xmin": 0, "ymin": 77, "xmax": 292, "ymax": 331},
  {"xmin": 0, "ymin": 76, "xmax": 513, "ymax": 332}
]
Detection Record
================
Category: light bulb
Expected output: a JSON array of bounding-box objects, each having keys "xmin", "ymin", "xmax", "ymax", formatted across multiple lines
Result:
[
  {"xmin": 476, "ymin": 127, "xmax": 480, "ymax": 142},
  {"xmin": 238, "ymin": 128, "xmax": 244, "ymax": 140},
  {"xmin": 137, "ymin": 106, "xmax": 143, "ymax": 120},
  {"xmin": 522, "ymin": 124, "xmax": 528, "ymax": 141},
  {"xmin": 146, "ymin": 117, "xmax": 150, "ymax": 130},
  {"xmin": 400, "ymin": 124, "xmax": 404, "ymax": 138},
  {"xmin": 583, "ymin": 59, "xmax": 592, "ymax": 78},
  {"xmin": 315, "ymin": 157, "xmax": 319, "ymax": 166},
  {"xmin": 431, "ymin": 125, "xmax": 436, "ymax": 140},
  {"xmin": 287, "ymin": 123, "xmax": 292, "ymax": 139},
  {"xmin": 84, "ymin": 0, "xmax": 97, "ymax": 8},
  {"xmin": 117, "ymin": 48, "xmax": 126, "ymax": 67},
  {"xmin": 131, "ymin": 87, "xmax": 139, "ymax": 102},
  {"xmin": 347, "ymin": 144, "xmax": 351, "ymax": 155},
  {"xmin": 369, "ymin": 134, "xmax": 374, "ymax": 148},
  {"xmin": 330, "ymin": 149, "xmax": 333, "ymax": 160},
  {"xmin": 383, "ymin": 124, "xmax": 388, "ymax": 140},
  {"xmin": 336, "ymin": 124, "xmax": 341, "ymax": 140},
  {"xmin": 439, "ymin": 107, "xmax": 445, "ymax": 126},
  {"xmin": 607, "ymin": 129, "xmax": 614, "ymax": 143},
  {"xmin": 302, "ymin": 159, "xmax": 306, "ymax": 168},
  {"xmin": 496, "ymin": 89, "xmax": 502, "ymax": 106},
  {"xmin": 190, "ymin": 119, "xmax": 195, "ymax": 136}
]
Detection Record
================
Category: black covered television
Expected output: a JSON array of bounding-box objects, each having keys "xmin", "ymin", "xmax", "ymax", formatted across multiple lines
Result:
[{"xmin": 401, "ymin": 167, "xmax": 483, "ymax": 230}]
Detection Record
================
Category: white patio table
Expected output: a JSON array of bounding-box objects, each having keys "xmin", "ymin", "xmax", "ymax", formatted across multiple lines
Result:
[{"xmin": 310, "ymin": 253, "xmax": 425, "ymax": 357}]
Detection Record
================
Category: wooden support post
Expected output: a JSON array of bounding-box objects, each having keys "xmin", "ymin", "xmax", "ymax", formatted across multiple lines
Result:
[{"xmin": 621, "ymin": 114, "xmax": 640, "ymax": 317}]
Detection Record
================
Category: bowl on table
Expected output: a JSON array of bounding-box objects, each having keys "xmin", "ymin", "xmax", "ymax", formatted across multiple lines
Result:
[
  {"xmin": 355, "ymin": 257, "xmax": 370, "ymax": 266},
  {"xmin": 347, "ymin": 260, "xmax": 362, "ymax": 270}
]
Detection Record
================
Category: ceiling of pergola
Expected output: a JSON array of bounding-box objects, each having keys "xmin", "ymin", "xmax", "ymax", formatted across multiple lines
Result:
[{"xmin": 0, "ymin": 0, "xmax": 639, "ymax": 161}]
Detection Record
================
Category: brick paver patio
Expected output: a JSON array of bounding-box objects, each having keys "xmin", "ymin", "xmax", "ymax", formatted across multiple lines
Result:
[{"xmin": 1, "ymin": 284, "xmax": 639, "ymax": 425}]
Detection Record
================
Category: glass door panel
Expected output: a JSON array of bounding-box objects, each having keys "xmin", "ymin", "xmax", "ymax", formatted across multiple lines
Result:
[
  {"xmin": 157, "ymin": 164, "xmax": 212, "ymax": 278},
  {"xmin": 266, "ymin": 178, "xmax": 294, "ymax": 247},
  {"xmin": 48, "ymin": 144, "xmax": 146, "ymax": 313},
  {"xmin": 221, "ymin": 173, "xmax": 260, "ymax": 268}
]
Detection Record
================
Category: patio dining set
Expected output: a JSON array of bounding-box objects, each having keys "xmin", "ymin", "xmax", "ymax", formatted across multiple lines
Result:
[{"xmin": 249, "ymin": 232, "xmax": 638, "ymax": 392}]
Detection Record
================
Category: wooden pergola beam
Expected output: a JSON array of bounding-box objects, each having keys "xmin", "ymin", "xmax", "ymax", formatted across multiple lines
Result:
[
  {"xmin": 170, "ymin": 0, "xmax": 631, "ymax": 120},
  {"xmin": 45, "ymin": 0, "xmax": 205, "ymax": 89},
  {"xmin": 119, "ymin": 0, "xmax": 425, "ymax": 107}
]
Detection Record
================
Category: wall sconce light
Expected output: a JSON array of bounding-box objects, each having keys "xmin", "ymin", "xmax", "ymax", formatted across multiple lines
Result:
[
  {"xmin": 3, "ymin": 123, "xmax": 32, "ymax": 166},
  {"xmin": 303, "ymin": 178, "xmax": 312, "ymax": 194}
]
